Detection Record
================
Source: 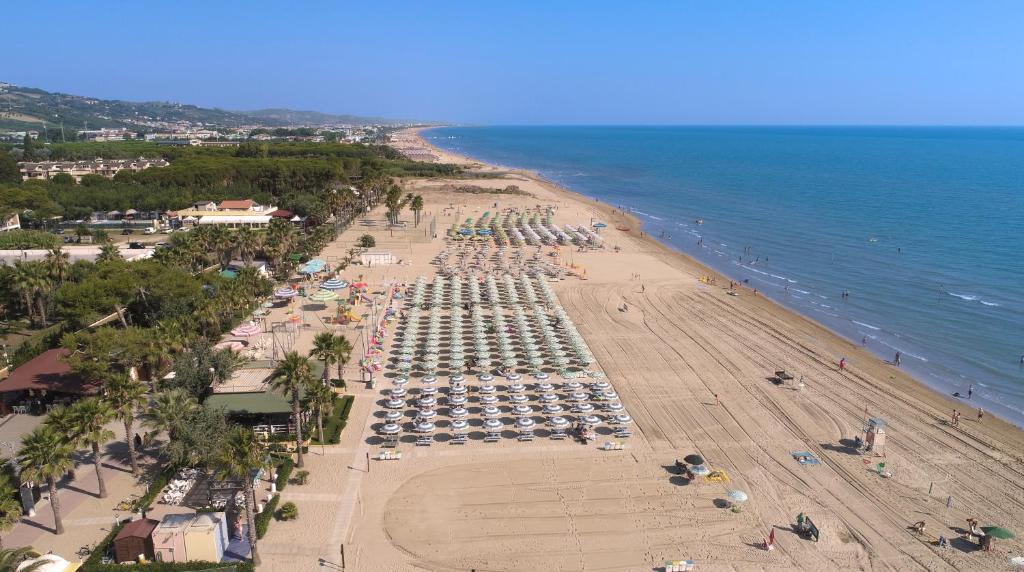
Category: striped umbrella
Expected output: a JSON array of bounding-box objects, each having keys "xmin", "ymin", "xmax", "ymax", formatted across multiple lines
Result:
[
  {"xmin": 230, "ymin": 323, "xmax": 262, "ymax": 337},
  {"xmin": 321, "ymin": 278, "xmax": 348, "ymax": 290},
  {"xmin": 309, "ymin": 289, "xmax": 338, "ymax": 302},
  {"xmin": 275, "ymin": 287, "xmax": 298, "ymax": 298}
]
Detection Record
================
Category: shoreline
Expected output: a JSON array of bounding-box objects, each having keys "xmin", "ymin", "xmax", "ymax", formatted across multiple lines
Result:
[{"xmin": 406, "ymin": 126, "xmax": 1024, "ymax": 437}]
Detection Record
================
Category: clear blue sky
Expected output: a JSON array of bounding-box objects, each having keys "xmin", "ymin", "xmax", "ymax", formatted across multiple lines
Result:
[{"xmin": 6, "ymin": 1, "xmax": 1023, "ymax": 125}]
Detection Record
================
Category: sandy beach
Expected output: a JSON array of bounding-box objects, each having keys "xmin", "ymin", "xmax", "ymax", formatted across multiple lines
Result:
[{"xmin": 257, "ymin": 128, "xmax": 1024, "ymax": 572}]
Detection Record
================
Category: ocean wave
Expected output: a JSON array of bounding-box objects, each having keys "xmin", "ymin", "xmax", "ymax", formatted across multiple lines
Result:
[
  {"xmin": 948, "ymin": 292, "xmax": 978, "ymax": 301},
  {"xmin": 980, "ymin": 300, "xmax": 1000, "ymax": 307},
  {"xmin": 852, "ymin": 320, "xmax": 880, "ymax": 331},
  {"xmin": 877, "ymin": 340, "xmax": 928, "ymax": 362}
]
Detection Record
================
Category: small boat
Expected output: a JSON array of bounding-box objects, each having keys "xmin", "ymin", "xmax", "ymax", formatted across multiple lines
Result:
[
  {"xmin": 695, "ymin": 218, "xmax": 704, "ymax": 225},
  {"xmin": 615, "ymin": 225, "xmax": 630, "ymax": 232}
]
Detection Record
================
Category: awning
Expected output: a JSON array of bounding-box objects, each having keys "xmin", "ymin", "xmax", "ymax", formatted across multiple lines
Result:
[{"xmin": 0, "ymin": 349, "xmax": 99, "ymax": 395}]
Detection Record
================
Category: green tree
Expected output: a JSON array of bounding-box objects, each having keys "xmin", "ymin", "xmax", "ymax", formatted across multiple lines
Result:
[
  {"xmin": 410, "ymin": 194, "xmax": 424, "ymax": 227},
  {"xmin": 96, "ymin": 243, "xmax": 122, "ymax": 264},
  {"xmin": 0, "ymin": 152, "xmax": 20, "ymax": 184},
  {"xmin": 0, "ymin": 467, "xmax": 22, "ymax": 549},
  {"xmin": 0, "ymin": 547, "xmax": 48, "ymax": 570},
  {"xmin": 307, "ymin": 381, "xmax": 333, "ymax": 451},
  {"xmin": 67, "ymin": 398, "xmax": 116, "ymax": 498},
  {"xmin": 233, "ymin": 227, "xmax": 261, "ymax": 265},
  {"xmin": 161, "ymin": 405, "xmax": 230, "ymax": 468},
  {"xmin": 271, "ymin": 352, "xmax": 312, "ymax": 468},
  {"xmin": 21, "ymin": 135, "xmax": 35, "ymax": 162},
  {"xmin": 18, "ymin": 426, "xmax": 74, "ymax": 534},
  {"xmin": 332, "ymin": 335, "xmax": 353, "ymax": 389},
  {"xmin": 143, "ymin": 387, "xmax": 200, "ymax": 445},
  {"xmin": 357, "ymin": 234, "xmax": 375, "ymax": 248},
  {"xmin": 44, "ymin": 247, "xmax": 70, "ymax": 284},
  {"xmin": 310, "ymin": 332, "xmax": 337, "ymax": 384},
  {"xmin": 212, "ymin": 426, "xmax": 265, "ymax": 566},
  {"xmin": 103, "ymin": 374, "xmax": 148, "ymax": 476}
]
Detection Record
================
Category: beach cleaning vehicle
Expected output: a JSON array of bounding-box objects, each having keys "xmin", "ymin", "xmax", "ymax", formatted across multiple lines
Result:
[{"xmin": 794, "ymin": 513, "xmax": 820, "ymax": 542}]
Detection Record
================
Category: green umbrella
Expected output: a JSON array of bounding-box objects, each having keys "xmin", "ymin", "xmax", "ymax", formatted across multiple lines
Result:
[{"xmin": 982, "ymin": 526, "xmax": 1014, "ymax": 540}]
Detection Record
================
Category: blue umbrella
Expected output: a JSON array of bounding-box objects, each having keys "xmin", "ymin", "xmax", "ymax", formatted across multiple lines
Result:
[
  {"xmin": 593, "ymin": 222, "xmax": 607, "ymax": 228},
  {"xmin": 321, "ymin": 278, "xmax": 348, "ymax": 290},
  {"xmin": 476, "ymin": 229, "xmax": 493, "ymax": 236},
  {"xmin": 459, "ymin": 228, "xmax": 473, "ymax": 236}
]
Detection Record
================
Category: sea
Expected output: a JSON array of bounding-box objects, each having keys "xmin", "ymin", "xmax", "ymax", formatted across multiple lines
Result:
[{"xmin": 425, "ymin": 126, "xmax": 1024, "ymax": 426}]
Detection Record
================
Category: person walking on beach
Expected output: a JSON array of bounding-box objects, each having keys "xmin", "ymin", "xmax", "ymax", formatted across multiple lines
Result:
[
  {"xmin": 839, "ymin": 358, "xmax": 846, "ymax": 371},
  {"xmin": 894, "ymin": 351, "xmax": 902, "ymax": 366},
  {"xmin": 978, "ymin": 408, "xmax": 984, "ymax": 423},
  {"xmin": 714, "ymin": 393, "xmax": 721, "ymax": 406},
  {"xmin": 951, "ymin": 409, "xmax": 957, "ymax": 426},
  {"xmin": 861, "ymin": 336, "xmax": 868, "ymax": 347},
  {"xmin": 967, "ymin": 384, "xmax": 973, "ymax": 399}
]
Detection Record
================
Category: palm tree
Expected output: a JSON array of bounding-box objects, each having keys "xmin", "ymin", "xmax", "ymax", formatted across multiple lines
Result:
[
  {"xmin": 18, "ymin": 427, "xmax": 74, "ymax": 534},
  {"xmin": 96, "ymin": 243, "xmax": 123, "ymax": 264},
  {"xmin": 10, "ymin": 261, "xmax": 50, "ymax": 327},
  {"xmin": 0, "ymin": 546, "xmax": 47, "ymax": 571},
  {"xmin": 41, "ymin": 406, "xmax": 77, "ymax": 481},
  {"xmin": 212, "ymin": 426, "xmax": 266, "ymax": 566},
  {"xmin": 103, "ymin": 374, "xmax": 147, "ymax": 476},
  {"xmin": 410, "ymin": 195, "xmax": 424, "ymax": 227},
  {"xmin": 143, "ymin": 387, "xmax": 200, "ymax": 444},
  {"xmin": 307, "ymin": 381, "xmax": 334, "ymax": 453},
  {"xmin": 234, "ymin": 228, "xmax": 261, "ymax": 265},
  {"xmin": 332, "ymin": 336, "xmax": 353, "ymax": 390},
  {"xmin": 0, "ymin": 470, "xmax": 22, "ymax": 550},
  {"xmin": 271, "ymin": 352, "xmax": 312, "ymax": 468},
  {"xmin": 44, "ymin": 247, "xmax": 70, "ymax": 284},
  {"xmin": 67, "ymin": 398, "xmax": 116, "ymax": 498},
  {"xmin": 310, "ymin": 332, "xmax": 337, "ymax": 384}
]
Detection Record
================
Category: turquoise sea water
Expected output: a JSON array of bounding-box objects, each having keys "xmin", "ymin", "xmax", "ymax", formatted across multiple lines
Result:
[{"xmin": 426, "ymin": 126, "xmax": 1024, "ymax": 425}]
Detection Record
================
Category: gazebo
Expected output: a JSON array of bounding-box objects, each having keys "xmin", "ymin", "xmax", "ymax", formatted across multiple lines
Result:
[{"xmin": 0, "ymin": 349, "xmax": 99, "ymax": 414}]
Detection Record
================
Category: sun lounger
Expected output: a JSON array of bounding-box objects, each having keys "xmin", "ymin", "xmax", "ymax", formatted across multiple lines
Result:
[
  {"xmin": 663, "ymin": 560, "xmax": 695, "ymax": 571},
  {"xmin": 484, "ymin": 433, "xmax": 500, "ymax": 443},
  {"xmin": 415, "ymin": 436, "xmax": 433, "ymax": 446},
  {"xmin": 377, "ymin": 451, "xmax": 402, "ymax": 461},
  {"xmin": 602, "ymin": 441, "xmax": 625, "ymax": 451},
  {"xmin": 450, "ymin": 434, "xmax": 467, "ymax": 445},
  {"xmin": 792, "ymin": 451, "xmax": 821, "ymax": 466}
]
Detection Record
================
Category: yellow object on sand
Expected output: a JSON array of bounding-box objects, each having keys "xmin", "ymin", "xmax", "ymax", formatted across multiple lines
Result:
[{"xmin": 706, "ymin": 470, "xmax": 730, "ymax": 483}]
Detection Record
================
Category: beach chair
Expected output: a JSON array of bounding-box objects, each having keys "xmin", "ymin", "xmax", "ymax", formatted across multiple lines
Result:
[
  {"xmin": 550, "ymin": 430, "xmax": 567, "ymax": 440},
  {"xmin": 791, "ymin": 451, "xmax": 821, "ymax": 466},
  {"xmin": 518, "ymin": 433, "xmax": 535, "ymax": 442},
  {"xmin": 614, "ymin": 428, "xmax": 633, "ymax": 439},
  {"xmin": 663, "ymin": 560, "xmax": 695, "ymax": 571},
  {"xmin": 415, "ymin": 436, "xmax": 433, "ymax": 447},
  {"xmin": 602, "ymin": 441, "xmax": 625, "ymax": 451},
  {"xmin": 484, "ymin": 433, "xmax": 500, "ymax": 443},
  {"xmin": 450, "ymin": 433, "xmax": 467, "ymax": 445}
]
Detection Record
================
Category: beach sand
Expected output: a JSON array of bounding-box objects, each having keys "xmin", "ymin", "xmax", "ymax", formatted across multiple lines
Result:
[{"xmin": 258, "ymin": 129, "xmax": 1024, "ymax": 571}]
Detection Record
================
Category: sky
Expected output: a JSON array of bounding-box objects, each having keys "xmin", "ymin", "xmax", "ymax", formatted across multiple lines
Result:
[{"xmin": 5, "ymin": 1, "xmax": 1024, "ymax": 125}]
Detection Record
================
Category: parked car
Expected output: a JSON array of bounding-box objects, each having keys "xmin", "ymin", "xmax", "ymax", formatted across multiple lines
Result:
[
  {"xmin": 128, "ymin": 242, "xmax": 145, "ymax": 249},
  {"xmin": 143, "ymin": 227, "xmax": 157, "ymax": 235}
]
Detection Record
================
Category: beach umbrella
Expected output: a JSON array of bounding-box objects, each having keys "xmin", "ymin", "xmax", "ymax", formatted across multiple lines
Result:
[
  {"xmin": 378, "ymin": 423, "xmax": 401, "ymax": 435},
  {"xmin": 392, "ymin": 377, "xmax": 409, "ymax": 387},
  {"xmin": 481, "ymin": 394, "xmax": 499, "ymax": 405},
  {"xmin": 385, "ymin": 410, "xmax": 402, "ymax": 421},
  {"xmin": 684, "ymin": 454, "xmax": 705, "ymax": 466},
  {"xmin": 450, "ymin": 406, "xmax": 469, "ymax": 418},
  {"xmin": 512, "ymin": 404, "xmax": 532, "ymax": 416},
  {"xmin": 309, "ymin": 289, "xmax": 338, "ymax": 302},
  {"xmin": 230, "ymin": 322, "xmax": 262, "ymax": 337},
  {"xmin": 449, "ymin": 385, "xmax": 468, "ymax": 395},
  {"xmin": 691, "ymin": 465, "xmax": 710, "ymax": 476},
  {"xmin": 422, "ymin": 375, "xmax": 438, "ymax": 385},
  {"xmin": 449, "ymin": 374, "xmax": 465, "ymax": 384},
  {"xmin": 479, "ymin": 373, "xmax": 495, "ymax": 383},
  {"xmin": 603, "ymin": 390, "xmax": 619, "ymax": 400},
  {"xmin": 982, "ymin": 526, "xmax": 1015, "ymax": 540},
  {"xmin": 593, "ymin": 222, "xmax": 607, "ymax": 228},
  {"xmin": 448, "ymin": 395, "xmax": 468, "ymax": 406},
  {"xmin": 536, "ymin": 383, "xmax": 554, "ymax": 392},
  {"xmin": 534, "ymin": 372, "xmax": 550, "ymax": 381},
  {"xmin": 321, "ymin": 278, "xmax": 348, "ymax": 290},
  {"xmin": 417, "ymin": 396, "xmax": 437, "ymax": 407},
  {"xmin": 274, "ymin": 287, "xmax": 298, "ymax": 298},
  {"xmin": 726, "ymin": 490, "xmax": 748, "ymax": 504},
  {"xmin": 539, "ymin": 393, "xmax": 559, "ymax": 403},
  {"xmin": 612, "ymin": 414, "xmax": 633, "ymax": 425},
  {"xmin": 384, "ymin": 398, "xmax": 405, "ymax": 409},
  {"xmin": 389, "ymin": 387, "xmax": 407, "ymax": 398},
  {"xmin": 483, "ymin": 405, "xmax": 501, "ymax": 418},
  {"xmin": 451, "ymin": 419, "xmax": 469, "ymax": 432},
  {"xmin": 509, "ymin": 394, "xmax": 528, "ymax": 404},
  {"xmin": 568, "ymin": 391, "xmax": 588, "ymax": 402},
  {"xmin": 415, "ymin": 408, "xmax": 437, "ymax": 421},
  {"xmin": 506, "ymin": 372, "xmax": 522, "ymax": 381},
  {"xmin": 606, "ymin": 402, "xmax": 625, "ymax": 413},
  {"xmin": 415, "ymin": 421, "xmax": 436, "ymax": 433},
  {"xmin": 508, "ymin": 383, "xmax": 526, "ymax": 393},
  {"xmin": 574, "ymin": 403, "xmax": 595, "ymax": 413},
  {"xmin": 592, "ymin": 380, "xmax": 611, "ymax": 391},
  {"xmin": 483, "ymin": 418, "xmax": 502, "ymax": 431},
  {"xmin": 479, "ymin": 384, "xmax": 496, "ymax": 394},
  {"xmin": 420, "ymin": 386, "xmax": 438, "ymax": 396},
  {"xmin": 548, "ymin": 416, "xmax": 569, "ymax": 428},
  {"xmin": 581, "ymin": 415, "xmax": 601, "ymax": 426},
  {"xmin": 564, "ymin": 381, "xmax": 583, "ymax": 391},
  {"xmin": 543, "ymin": 403, "xmax": 564, "ymax": 414},
  {"xmin": 516, "ymin": 417, "xmax": 536, "ymax": 430}
]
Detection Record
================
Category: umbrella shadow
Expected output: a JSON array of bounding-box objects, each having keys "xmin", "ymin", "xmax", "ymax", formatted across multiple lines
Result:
[{"xmin": 712, "ymin": 498, "xmax": 730, "ymax": 509}]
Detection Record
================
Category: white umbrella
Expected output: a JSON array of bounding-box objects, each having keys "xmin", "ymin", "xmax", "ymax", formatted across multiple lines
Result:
[
  {"xmin": 727, "ymin": 490, "xmax": 748, "ymax": 504},
  {"xmin": 508, "ymin": 383, "xmax": 526, "ymax": 393},
  {"xmin": 506, "ymin": 372, "xmax": 522, "ymax": 381},
  {"xmin": 448, "ymin": 395, "xmax": 468, "ymax": 406},
  {"xmin": 451, "ymin": 419, "xmax": 469, "ymax": 432},
  {"xmin": 484, "ymin": 418, "xmax": 502, "ymax": 431},
  {"xmin": 564, "ymin": 381, "xmax": 583, "ymax": 391},
  {"xmin": 509, "ymin": 394, "xmax": 529, "ymax": 404},
  {"xmin": 479, "ymin": 384, "xmax": 496, "ymax": 394},
  {"xmin": 385, "ymin": 410, "xmax": 402, "ymax": 421},
  {"xmin": 534, "ymin": 372, "xmax": 550, "ymax": 381},
  {"xmin": 581, "ymin": 415, "xmax": 601, "ymax": 426},
  {"xmin": 422, "ymin": 375, "xmax": 438, "ymax": 385},
  {"xmin": 516, "ymin": 417, "xmax": 536, "ymax": 430},
  {"xmin": 543, "ymin": 403, "xmax": 564, "ymax": 414},
  {"xmin": 568, "ymin": 392, "xmax": 588, "ymax": 402},
  {"xmin": 420, "ymin": 386, "xmax": 438, "ymax": 396},
  {"xmin": 606, "ymin": 402, "xmax": 625, "ymax": 412},
  {"xmin": 384, "ymin": 398, "xmax": 405, "ymax": 409},
  {"xmin": 548, "ymin": 416, "xmax": 570, "ymax": 428},
  {"xmin": 449, "ymin": 406, "xmax": 469, "ymax": 418},
  {"xmin": 449, "ymin": 374, "xmax": 466, "ymax": 383},
  {"xmin": 536, "ymin": 383, "xmax": 554, "ymax": 392},
  {"xmin": 378, "ymin": 423, "xmax": 401, "ymax": 435},
  {"xmin": 415, "ymin": 421, "xmax": 436, "ymax": 433},
  {"xmin": 611, "ymin": 413, "xmax": 633, "ymax": 425},
  {"xmin": 449, "ymin": 385, "xmax": 468, "ymax": 395},
  {"xmin": 415, "ymin": 409, "xmax": 437, "ymax": 421},
  {"xmin": 512, "ymin": 404, "xmax": 532, "ymax": 416},
  {"xmin": 539, "ymin": 393, "xmax": 559, "ymax": 403},
  {"xmin": 390, "ymin": 388, "xmax": 407, "ymax": 398},
  {"xmin": 574, "ymin": 403, "xmax": 595, "ymax": 413},
  {"xmin": 417, "ymin": 396, "xmax": 437, "ymax": 407},
  {"xmin": 482, "ymin": 405, "xmax": 501, "ymax": 418},
  {"xmin": 479, "ymin": 373, "xmax": 494, "ymax": 383},
  {"xmin": 392, "ymin": 377, "xmax": 409, "ymax": 387}
]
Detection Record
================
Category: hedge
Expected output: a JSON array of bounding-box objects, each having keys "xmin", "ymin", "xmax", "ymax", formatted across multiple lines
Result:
[
  {"xmin": 134, "ymin": 467, "xmax": 173, "ymax": 512},
  {"xmin": 256, "ymin": 494, "xmax": 280, "ymax": 539},
  {"xmin": 274, "ymin": 457, "xmax": 294, "ymax": 491}
]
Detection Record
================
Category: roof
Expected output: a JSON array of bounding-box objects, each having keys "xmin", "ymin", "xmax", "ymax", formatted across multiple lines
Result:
[
  {"xmin": 0, "ymin": 349, "xmax": 99, "ymax": 395},
  {"xmin": 218, "ymin": 199, "xmax": 255, "ymax": 210},
  {"xmin": 197, "ymin": 215, "xmax": 271, "ymax": 225},
  {"xmin": 115, "ymin": 518, "xmax": 159, "ymax": 540},
  {"xmin": 205, "ymin": 391, "xmax": 294, "ymax": 415},
  {"xmin": 269, "ymin": 209, "xmax": 293, "ymax": 218},
  {"xmin": 155, "ymin": 513, "xmax": 194, "ymax": 532}
]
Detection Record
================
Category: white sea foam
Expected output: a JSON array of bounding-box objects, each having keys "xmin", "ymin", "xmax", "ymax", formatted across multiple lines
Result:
[
  {"xmin": 948, "ymin": 292, "xmax": 978, "ymax": 301},
  {"xmin": 980, "ymin": 300, "xmax": 1000, "ymax": 307},
  {"xmin": 852, "ymin": 320, "xmax": 880, "ymax": 331}
]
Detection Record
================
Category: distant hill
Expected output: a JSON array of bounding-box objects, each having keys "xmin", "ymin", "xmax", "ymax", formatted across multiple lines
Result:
[
  {"xmin": 0, "ymin": 82, "xmax": 407, "ymax": 132},
  {"xmin": 244, "ymin": 108, "xmax": 402, "ymax": 126}
]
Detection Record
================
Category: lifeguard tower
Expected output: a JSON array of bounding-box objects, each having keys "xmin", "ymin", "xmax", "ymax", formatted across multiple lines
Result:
[{"xmin": 865, "ymin": 417, "xmax": 887, "ymax": 455}]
